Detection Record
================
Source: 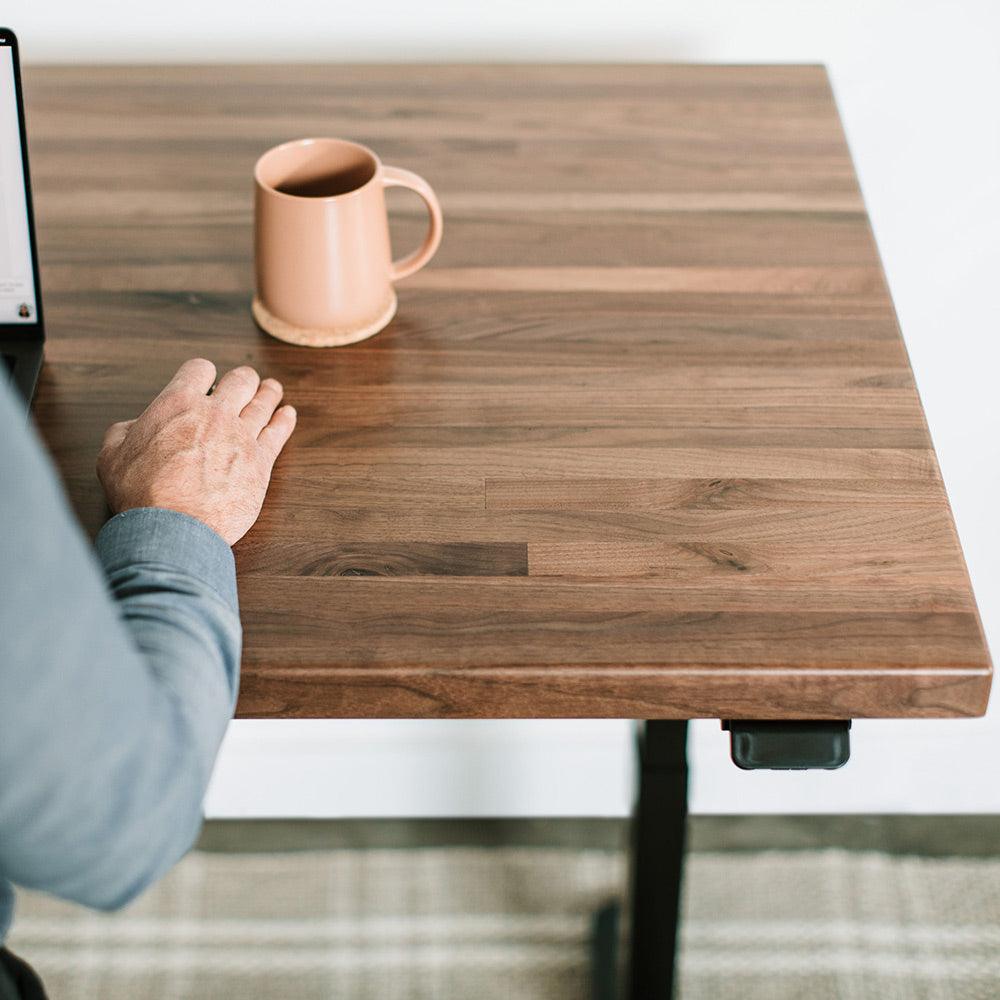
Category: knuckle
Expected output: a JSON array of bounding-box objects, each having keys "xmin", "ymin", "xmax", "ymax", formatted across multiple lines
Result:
[
  {"xmin": 157, "ymin": 391, "xmax": 191, "ymax": 414},
  {"xmin": 206, "ymin": 409, "xmax": 233, "ymax": 436},
  {"xmin": 163, "ymin": 381, "xmax": 193, "ymax": 400}
]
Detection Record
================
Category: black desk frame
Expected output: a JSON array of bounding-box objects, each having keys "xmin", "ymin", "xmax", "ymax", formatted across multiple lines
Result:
[{"xmin": 593, "ymin": 719, "xmax": 852, "ymax": 1000}]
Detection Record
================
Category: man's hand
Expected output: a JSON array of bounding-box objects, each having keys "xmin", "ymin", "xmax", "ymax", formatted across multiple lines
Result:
[{"xmin": 97, "ymin": 359, "xmax": 297, "ymax": 545}]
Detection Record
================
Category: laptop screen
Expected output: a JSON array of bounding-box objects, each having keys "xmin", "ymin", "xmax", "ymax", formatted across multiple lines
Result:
[{"xmin": 0, "ymin": 41, "xmax": 38, "ymax": 327}]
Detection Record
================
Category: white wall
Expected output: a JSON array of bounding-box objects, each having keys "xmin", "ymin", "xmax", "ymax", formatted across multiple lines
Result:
[{"xmin": 9, "ymin": 0, "xmax": 1000, "ymax": 814}]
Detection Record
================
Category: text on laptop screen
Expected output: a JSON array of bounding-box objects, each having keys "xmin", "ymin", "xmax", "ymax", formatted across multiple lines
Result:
[{"xmin": 0, "ymin": 43, "xmax": 37, "ymax": 325}]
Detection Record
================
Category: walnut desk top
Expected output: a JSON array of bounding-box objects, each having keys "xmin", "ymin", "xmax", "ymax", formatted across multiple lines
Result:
[{"xmin": 26, "ymin": 64, "xmax": 991, "ymax": 719}]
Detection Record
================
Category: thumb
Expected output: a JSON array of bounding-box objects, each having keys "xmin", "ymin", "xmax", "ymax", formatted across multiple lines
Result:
[{"xmin": 101, "ymin": 419, "xmax": 136, "ymax": 453}]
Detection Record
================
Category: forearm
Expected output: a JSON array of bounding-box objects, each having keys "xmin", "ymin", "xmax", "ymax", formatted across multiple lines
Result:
[
  {"xmin": 1, "ymin": 515, "xmax": 240, "ymax": 909},
  {"xmin": 96, "ymin": 508, "xmax": 241, "ymax": 769},
  {"xmin": 0, "ymin": 382, "xmax": 242, "ymax": 911},
  {"xmin": 56, "ymin": 510, "xmax": 242, "ymax": 908}
]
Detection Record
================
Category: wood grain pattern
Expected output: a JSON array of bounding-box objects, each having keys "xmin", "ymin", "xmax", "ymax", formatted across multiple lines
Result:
[{"xmin": 24, "ymin": 64, "xmax": 990, "ymax": 719}]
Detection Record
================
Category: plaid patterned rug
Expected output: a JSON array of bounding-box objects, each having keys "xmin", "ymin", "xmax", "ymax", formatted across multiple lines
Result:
[{"xmin": 8, "ymin": 847, "xmax": 1000, "ymax": 999}]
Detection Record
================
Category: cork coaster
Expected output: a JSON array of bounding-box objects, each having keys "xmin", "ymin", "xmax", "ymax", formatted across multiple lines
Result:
[{"xmin": 251, "ymin": 292, "xmax": 398, "ymax": 348}]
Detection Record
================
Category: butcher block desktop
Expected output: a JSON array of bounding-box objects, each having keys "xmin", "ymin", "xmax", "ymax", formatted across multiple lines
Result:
[{"xmin": 26, "ymin": 63, "xmax": 990, "ymax": 722}]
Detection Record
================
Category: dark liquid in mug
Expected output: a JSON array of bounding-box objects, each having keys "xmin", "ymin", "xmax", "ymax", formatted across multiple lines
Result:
[{"xmin": 275, "ymin": 161, "xmax": 376, "ymax": 198}]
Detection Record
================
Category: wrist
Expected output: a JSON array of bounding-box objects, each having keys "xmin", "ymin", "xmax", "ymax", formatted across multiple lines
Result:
[{"xmin": 97, "ymin": 507, "xmax": 239, "ymax": 610}]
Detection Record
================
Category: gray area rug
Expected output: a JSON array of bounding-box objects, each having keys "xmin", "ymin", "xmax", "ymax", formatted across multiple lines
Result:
[{"xmin": 8, "ymin": 848, "xmax": 1000, "ymax": 999}]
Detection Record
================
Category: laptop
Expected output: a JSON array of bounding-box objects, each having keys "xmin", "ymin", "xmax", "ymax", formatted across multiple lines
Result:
[{"xmin": 0, "ymin": 28, "xmax": 43, "ymax": 407}]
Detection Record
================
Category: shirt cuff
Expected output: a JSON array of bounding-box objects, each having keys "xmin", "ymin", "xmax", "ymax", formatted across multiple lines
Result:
[{"xmin": 95, "ymin": 508, "xmax": 238, "ymax": 613}]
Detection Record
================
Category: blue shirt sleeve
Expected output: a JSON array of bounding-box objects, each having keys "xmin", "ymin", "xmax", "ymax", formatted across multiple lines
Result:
[{"xmin": 0, "ymin": 377, "xmax": 241, "ymax": 935}]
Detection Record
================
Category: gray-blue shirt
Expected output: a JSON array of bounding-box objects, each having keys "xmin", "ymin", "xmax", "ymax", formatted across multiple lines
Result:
[{"xmin": 0, "ymin": 375, "xmax": 241, "ymax": 940}]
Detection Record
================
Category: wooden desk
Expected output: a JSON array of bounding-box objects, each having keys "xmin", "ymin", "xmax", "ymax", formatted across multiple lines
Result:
[
  {"xmin": 27, "ymin": 64, "xmax": 990, "ymax": 721},
  {"xmin": 24, "ymin": 64, "xmax": 992, "ymax": 999}
]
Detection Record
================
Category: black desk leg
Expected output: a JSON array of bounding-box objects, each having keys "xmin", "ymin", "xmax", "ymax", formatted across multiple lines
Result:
[
  {"xmin": 591, "ymin": 720, "xmax": 689, "ymax": 1000},
  {"xmin": 629, "ymin": 720, "xmax": 689, "ymax": 999}
]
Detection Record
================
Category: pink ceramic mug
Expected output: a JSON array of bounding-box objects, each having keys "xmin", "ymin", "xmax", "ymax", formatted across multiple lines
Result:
[{"xmin": 252, "ymin": 137, "xmax": 443, "ymax": 347}]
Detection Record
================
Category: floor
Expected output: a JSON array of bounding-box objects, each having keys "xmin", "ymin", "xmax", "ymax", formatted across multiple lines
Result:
[
  {"xmin": 198, "ymin": 815, "xmax": 1000, "ymax": 857},
  {"xmin": 7, "ymin": 818, "xmax": 1000, "ymax": 999}
]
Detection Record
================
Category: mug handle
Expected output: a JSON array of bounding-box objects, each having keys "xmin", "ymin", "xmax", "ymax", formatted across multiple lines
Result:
[{"xmin": 382, "ymin": 165, "xmax": 443, "ymax": 281}]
